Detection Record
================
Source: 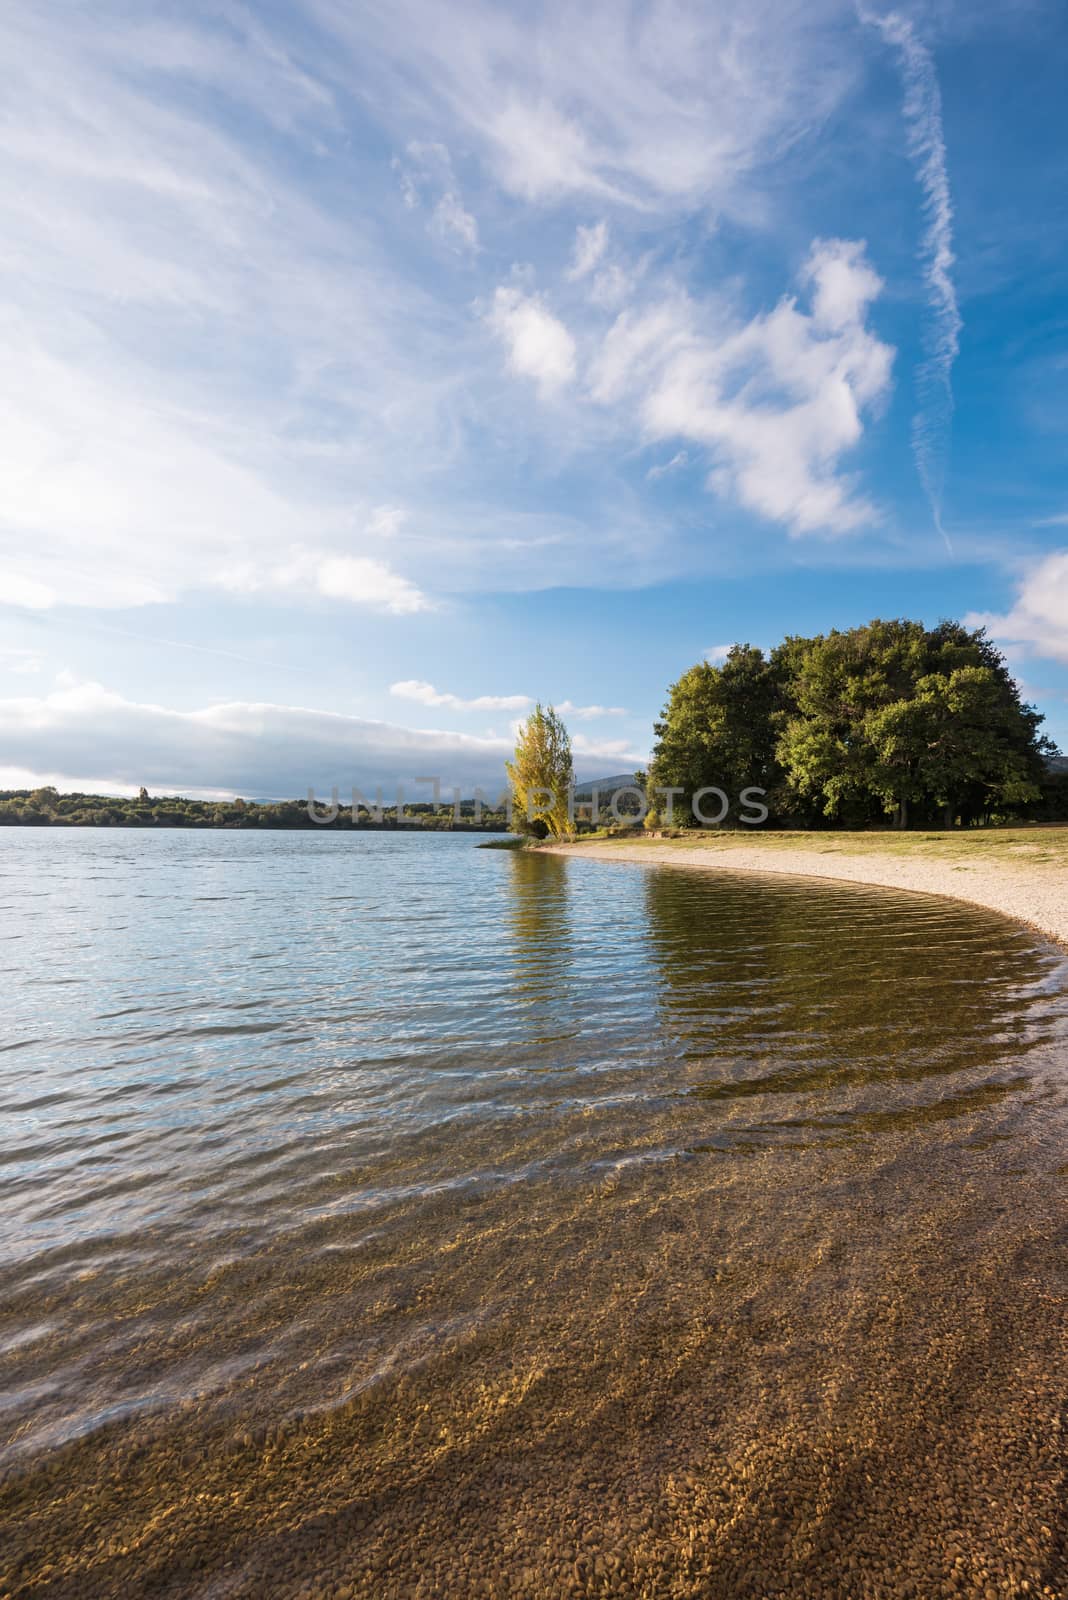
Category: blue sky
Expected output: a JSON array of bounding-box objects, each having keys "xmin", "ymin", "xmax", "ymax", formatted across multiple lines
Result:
[{"xmin": 1, "ymin": 0, "xmax": 1067, "ymax": 797}]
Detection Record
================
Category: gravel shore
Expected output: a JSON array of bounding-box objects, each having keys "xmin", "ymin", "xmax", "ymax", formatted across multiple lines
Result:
[{"xmin": 544, "ymin": 837, "xmax": 1068, "ymax": 952}]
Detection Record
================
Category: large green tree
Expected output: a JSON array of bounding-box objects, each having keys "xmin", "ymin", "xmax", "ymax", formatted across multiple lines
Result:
[
  {"xmin": 774, "ymin": 620, "xmax": 1051, "ymax": 826},
  {"xmin": 654, "ymin": 620, "xmax": 1053, "ymax": 829},
  {"xmin": 649, "ymin": 645, "xmax": 782, "ymax": 823},
  {"xmin": 774, "ymin": 620, "xmax": 931, "ymax": 825},
  {"xmin": 866, "ymin": 665, "xmax": 1049, "ymax": 826}
]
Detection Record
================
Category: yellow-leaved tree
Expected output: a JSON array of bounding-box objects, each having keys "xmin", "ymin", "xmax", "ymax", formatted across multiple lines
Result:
[{"xmin": 506, "ymin": 704, "xmax": 574, "ymax": 838}]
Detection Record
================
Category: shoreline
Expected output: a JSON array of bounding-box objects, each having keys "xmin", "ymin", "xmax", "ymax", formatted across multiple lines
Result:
[{"xmin": 542, "ymin": 834, "xmax": 1068, "ymax": 954}]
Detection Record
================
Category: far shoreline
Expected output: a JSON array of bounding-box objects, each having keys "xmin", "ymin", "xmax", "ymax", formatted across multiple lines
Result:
[{"xmin": 541, "ymin": 829, "xmax": 1068, "ymax": 955}]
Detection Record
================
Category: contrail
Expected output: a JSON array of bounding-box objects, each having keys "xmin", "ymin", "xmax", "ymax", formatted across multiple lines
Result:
[{"xmin": 860, "ymin": 8, "xmax": 961, "ymax": 554}]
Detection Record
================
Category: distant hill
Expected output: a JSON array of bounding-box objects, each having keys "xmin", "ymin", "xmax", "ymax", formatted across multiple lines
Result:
[{"xmin": 1049, "ymin": 757, "xmax": 1068, "ymax": 774}]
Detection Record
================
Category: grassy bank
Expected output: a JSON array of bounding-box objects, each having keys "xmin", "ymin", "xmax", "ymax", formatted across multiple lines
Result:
[{"xmin": 556, "ymin": 824, "xmax": 1068, "ymax": 870}]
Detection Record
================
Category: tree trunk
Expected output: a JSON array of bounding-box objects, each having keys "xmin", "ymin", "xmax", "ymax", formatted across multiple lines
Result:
[
  {"xmin": 942, "ymin": 803, "xmax": 954, "ymax": 829},
  {"xmin": 894, "ymin": 798, "xmax": 909, "ymax": 830}
]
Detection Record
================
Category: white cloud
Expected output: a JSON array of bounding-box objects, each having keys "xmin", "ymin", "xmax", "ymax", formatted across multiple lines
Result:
[
  {"xmin": 589, "ymin": 263, "xmax": 633, "ymax": 311},
  {"xmin": 968, "ymin": 551, "xmax": 1068, "ymax": 666},
  {"xmin": 704, "ymin": 644, "xmax": 732, "ymax": 663},
  {"xmin": 556, "ymin": 700, "xmax": 628, "ymax": 719},
  {"xmin": 395, "ymin": 140, "xmax": 479, "ymax": 253},
  {"xmin": 0, "ymin": 675, "xmax": 640, "ymax": 793},
  {"xmin": 331, "ymin": 0, "xmax": 856, "ymax": 213},
  {"xmin": 0, "ymin": 309, "xmax": 432, "ymax": 613},
  {"xmin": 3, "ymin": 573, "xmax": 56, "ymax": 609},
  {"xmin": 568, "ymin": 221, "xmax": 608, "ymax": 280},
  {"xmin": 0, "ymin": 681, "xmax": 519, "ymax": 798},
  {"xmin": 0, "ymin": 767, "xmax": 234, "ymax": 802},
  {"xmin": 433, "ymin": 191, "xmax": 479, "ymax": 253},
  {"xmin": 490, "ymin": 98, "xmax": 622, "ymax": 203},
  {"xmin": 390, "ymin": 679, "xmax": 532, "ymax": 712},
  {"xmin": 589, "ymin": 238, "xmax": 894, "ymax": 535},
  {"xmin": 389, "ymin": 684, "xmax": 628, "ymax": 718},
  {"xmin": 316, "ymin": 557, "xmax": 430, "ymax": 614},
  {"xmin": 588, "ymin": 298, "xmax": 695, "ymax": 407},
  {"xmin": 0, "ymin": 648, "xmax": 44, "ymax": 676},
  {"xmin": 500, "ymin": 714, "xmax": 645, "ymax": 770},
  {"xmin": 567, "ymin": 225, "xmax": 639, "ymax": 310},
  {"xmin": 646, "ymin": 450, "xmax": 689, "ymax": 481},
  {"xmin": 0, "ymin": 0, "xmax": 910, "ymax": 621},
  {"xmin": 805, "ymin": 235, "xmax": 885, "ymax": 330},
  {"xmin": 0, "ymin": 7, "xmax": 471, "ymax": 614},
  {"xmin": 367, "ymin": 505, "xmax": 407, "ymax": 540},
  {"xmin": 487, "ymin": 286, "xmax": 577, "ymax": 393},
  {"xmin": 570, "ymin": 731, "xmax": 646, "ymax": 767},
  {"xmin": 861, "ymin": 8, "xmax": 960, "ymax": 551}
]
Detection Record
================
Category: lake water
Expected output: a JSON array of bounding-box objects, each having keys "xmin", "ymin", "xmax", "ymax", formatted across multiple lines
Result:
[{"xmin": 2, "ymin": 830, "xmax": 1068, "ymax": 1599}]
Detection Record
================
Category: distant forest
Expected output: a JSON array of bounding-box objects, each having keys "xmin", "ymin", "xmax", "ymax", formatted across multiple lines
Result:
[{"xmin": 0, "ymin": 789, "xmax": 513, "ymax": 831}]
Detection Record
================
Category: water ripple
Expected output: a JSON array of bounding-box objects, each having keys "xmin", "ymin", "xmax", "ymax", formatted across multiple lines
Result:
[{"xmin": 1, "ymin": 829, "xmax": 1067, "ymax": 1468}]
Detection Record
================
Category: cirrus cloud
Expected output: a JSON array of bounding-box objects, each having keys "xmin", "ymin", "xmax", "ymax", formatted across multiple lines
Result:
[
  {"xmin": 567, "ymin": 221, "xmax": 609, "ymax": 281},
  {"xmin": 331, "ymin": 0, "xmax": 857, "ymax": 213},
  {"xmin": 860, "ymin": 7, "xmax": 960, "ymax": 552}
]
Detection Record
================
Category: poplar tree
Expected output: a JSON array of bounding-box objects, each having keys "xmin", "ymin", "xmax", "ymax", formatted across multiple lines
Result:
[{"xmin": 506, "ymin": 704, "xmax": 574, "ymax": 838}]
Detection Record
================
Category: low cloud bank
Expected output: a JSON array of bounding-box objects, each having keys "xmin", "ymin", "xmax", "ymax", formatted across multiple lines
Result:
[{"xmin": 0, "ymin": 684, "xmax": 644, "ymax": 799}]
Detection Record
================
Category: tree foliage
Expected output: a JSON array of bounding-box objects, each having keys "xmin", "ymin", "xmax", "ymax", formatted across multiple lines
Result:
[
  {"xmin": 506, "ymin": 703, "xmax": 574, "ymax": 838},
  {"xmin": 650, "ymin": 646, "xmax": 781, "ymax": 824},
  {"xmin": 0, "ymin": 790, "xmax": 512, "ymax": 831},
  {"xmin": 651, "ymin": 620, "xmax": 1058, "ymax": 828}
]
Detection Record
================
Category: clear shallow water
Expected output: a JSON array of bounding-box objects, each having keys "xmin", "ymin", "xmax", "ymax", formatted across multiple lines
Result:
[{"xmin": 2, "ymin": 830, "xmax": 1068, "ymax": 1598}]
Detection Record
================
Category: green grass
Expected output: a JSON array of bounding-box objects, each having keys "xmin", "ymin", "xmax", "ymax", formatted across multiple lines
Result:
[{"xmin": 557, "ymin": 824, "xmax": 1068, "ymax": 870}]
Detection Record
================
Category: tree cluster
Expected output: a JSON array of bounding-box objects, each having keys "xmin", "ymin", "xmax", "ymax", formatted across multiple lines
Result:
[
  {"xmin": 650, "ymin": 620, "xmax": 1061, "ymax": 829},
  {"xmin": 0, "ymin": 788, "xmax": 512, "ymax": 831}
]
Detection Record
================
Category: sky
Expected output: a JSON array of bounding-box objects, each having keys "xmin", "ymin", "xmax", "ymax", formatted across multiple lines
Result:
[{"xmin": 1, "ymin": 0, "xmax": 1067, "ymax": 799}]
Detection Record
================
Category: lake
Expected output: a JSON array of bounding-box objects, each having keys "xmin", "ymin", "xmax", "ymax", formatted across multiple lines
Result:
[{"xmin": 2, "ymin": 829, "xmax": 1068, "ymax": 1598}]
